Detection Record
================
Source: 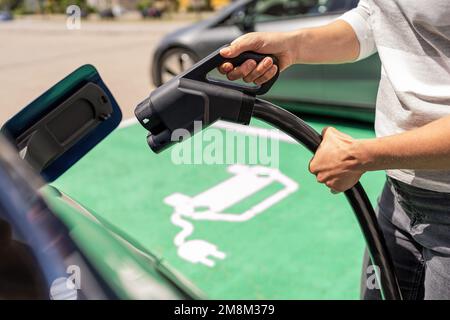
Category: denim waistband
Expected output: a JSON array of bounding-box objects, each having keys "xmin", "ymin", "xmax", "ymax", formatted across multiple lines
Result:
[{"xmin": 387, "ymin": 176, "xmax": 450, "ymax": 198}]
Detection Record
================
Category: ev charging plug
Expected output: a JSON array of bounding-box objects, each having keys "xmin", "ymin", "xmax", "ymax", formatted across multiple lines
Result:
[{"xmin": 134, "ymin": 48, "xmax": 279, "ymax": 153}]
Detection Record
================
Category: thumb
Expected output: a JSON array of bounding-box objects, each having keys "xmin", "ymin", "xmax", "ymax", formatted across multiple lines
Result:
[
  {"xmin": 220, "ymin": 36, "xmax": 260, "ymax": 58},
  {"xmin": 321, "ymin": 126, "xmax": 337, "ymax": 137}
]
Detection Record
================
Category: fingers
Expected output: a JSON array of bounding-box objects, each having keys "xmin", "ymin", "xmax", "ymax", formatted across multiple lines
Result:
[
  {"xmin": 243, "ymin": 57, "xmax": 273, "ymax": 83},
  {"xmin": 309, "ymin": 126, "xmax": 358, "ymax": 193},
  {"xmin": 322, "ymin": 126, "xmax": 352, "ymax": 140},
  {"xmin": 226, "ymin": 59, "xmax": 257, "ymax": 81},
  {"xmin": 219, "ymin": 34, "xmax": 277, "ymax": 83},
  {"xmin": 218, "ymin": 58, "xmax": 277, "ymax": 84},
  {"xmin": 313, "ymin": 170, "xmax": 340, "ymax": 193},
  {"xmin": 308, "ymin": 157, "xmax": 318, "ymax": 175},
  {"xmin": 308, "ymin": 141, "xmax": 325, "ymax": 175},
  {"xmin": 315, "ymin": 172, "xmax": 341, "ymax": 193},
  {"xmin": 218, "ymin": 62, "xmax": 233, "ymax": 74},
  {"xmin": 321, "ymin": 126, "xmax": 335, "ymax": 137},
  {"xmin": 254, "ymin": 65, "xmax": 278, "ymax": 85}
]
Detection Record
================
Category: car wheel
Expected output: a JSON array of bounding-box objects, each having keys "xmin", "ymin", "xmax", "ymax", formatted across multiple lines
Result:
[{"xmin": 155, "ymin": 47, "xmax": 199, "ymax": 86}]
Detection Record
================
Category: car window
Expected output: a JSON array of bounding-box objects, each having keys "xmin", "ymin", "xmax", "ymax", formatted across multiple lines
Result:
[{"xmin": 254, "ymin": 0, "xmax": 352, "ymax": 22}]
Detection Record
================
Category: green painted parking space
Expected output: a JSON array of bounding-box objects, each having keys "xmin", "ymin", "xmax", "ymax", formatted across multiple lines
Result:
[{"xmin": 52, "ymin": 115, "xmax": 385, "ymax": 299}]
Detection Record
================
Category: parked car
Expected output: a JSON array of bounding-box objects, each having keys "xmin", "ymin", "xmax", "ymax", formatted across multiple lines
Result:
[
  {"xmin": 0, "ymin": 10, "xmax": 13, "ymax": 21},
  {"xmin": 99, "ymin": 8, "xmax": 115, "ymax": 19},
  {"xmin": 99, "ymin": 5, "xmax": 125, "ymax": 19},
  {"xmin": 141, "ymin": 7, "xmax": 163, "ymax": 18},
  {"xmin": 151, "ymin": 0, "xmax": 381, "ymax": 122}
]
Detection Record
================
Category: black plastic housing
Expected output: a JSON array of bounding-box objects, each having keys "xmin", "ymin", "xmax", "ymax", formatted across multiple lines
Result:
[
  {"xmin": 135, "ymin": 78, "xmax": 255, "ymax": 153},
  {"xmin": 135, "ymin": 47, "xmax": 279, "ymax": 153},
  {"xmin": 18, "ymin": 83, "xmax": 113, "ymax": 171}
]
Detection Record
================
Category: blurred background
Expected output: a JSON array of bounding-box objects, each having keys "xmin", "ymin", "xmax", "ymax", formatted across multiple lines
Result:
[
  {"xmin": 0, "ymin": 0, "xmax": 379, "ymax": 125},
  {"xmin": 0, "ymin": 0, "xmax": 216, "ymax": 123}
]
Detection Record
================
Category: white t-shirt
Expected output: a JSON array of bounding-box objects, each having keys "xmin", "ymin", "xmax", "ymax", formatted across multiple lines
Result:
[{"xmin": 339, "ymin": 0, "xmax": 450, "ymax": 192}]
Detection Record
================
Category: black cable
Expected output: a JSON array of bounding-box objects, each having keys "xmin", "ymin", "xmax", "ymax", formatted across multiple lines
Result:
[{"xmin": 253, "ymin": 98, "xmax": 402, "ymax": 300}]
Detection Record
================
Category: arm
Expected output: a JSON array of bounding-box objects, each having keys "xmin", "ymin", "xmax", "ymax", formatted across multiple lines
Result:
[
  {"xmin": 219, "ymin": 21, "xmax": 360, "ymax": 84},
  {"xmin": 290, "ymin": 20, "xmax": 361, "ymax": 64},
  {"xmin": 219, "ymin": 0, "xmax": 375, "ymax": 84},
  {"xmin": 309, "ymin": 115, "xmax": 450, "ymax": 192},
  {"xmin": 361, "ymin": 115, "xmax": 450, "ymax": 170}
]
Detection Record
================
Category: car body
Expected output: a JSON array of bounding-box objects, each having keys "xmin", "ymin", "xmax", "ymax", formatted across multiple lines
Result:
[
  {"xmin": 151, "ymin": 0, "xmax": 381, "ymax": 122},
  {"xmin": 0, "ymin": 65, "xmax": 202, "ymax": 300},
  {"xmin": 0, "ymin": 135, "xmax": 202, "ymax": 299}
]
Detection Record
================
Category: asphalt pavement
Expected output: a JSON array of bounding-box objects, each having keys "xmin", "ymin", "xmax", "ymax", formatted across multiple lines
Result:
[{"xmin": 0, "ymin": 16, "xmax": 190, "ymax": 123}]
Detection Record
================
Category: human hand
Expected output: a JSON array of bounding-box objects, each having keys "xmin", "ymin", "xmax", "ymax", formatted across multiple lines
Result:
[
  {"xmin": 218, "ymin": 32, "xmax": 297, "ymax": 85},
  {"xmin": 309, "ymin": 127, "xmax": 366, "ymax": 193}
]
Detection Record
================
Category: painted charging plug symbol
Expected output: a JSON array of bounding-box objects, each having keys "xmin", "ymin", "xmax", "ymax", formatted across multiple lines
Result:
[{"xmin": 164, "ymin": 164, "xmax": 298, "ymax": 267}]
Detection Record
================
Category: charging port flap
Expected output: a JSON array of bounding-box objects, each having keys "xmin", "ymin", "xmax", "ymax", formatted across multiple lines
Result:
[{"xmin": 1, "ymin": 65, "xmax": 122, "ymax": 182}]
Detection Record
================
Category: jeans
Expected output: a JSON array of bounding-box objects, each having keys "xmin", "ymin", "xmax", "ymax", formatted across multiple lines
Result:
[{"xmin": 361, "ymin": 176, "xmax": 450, "ymax": 300}]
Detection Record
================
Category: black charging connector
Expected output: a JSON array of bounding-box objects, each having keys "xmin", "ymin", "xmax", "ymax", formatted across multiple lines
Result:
[
  {"xmin": 135, "ymin": 78, "xmax": 256, "ymax": 153},
  {"xmin": 135, "ymin": 47, "xmax": 278, "ymax": 153}
]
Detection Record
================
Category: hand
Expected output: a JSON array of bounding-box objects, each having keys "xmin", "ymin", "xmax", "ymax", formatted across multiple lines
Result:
[
  {"xmin": 309, "ymin": 127, "xmax": 366, "ymax": 193},
  {"xmin": 218, "ymin": 32, "xmax": 297, "ymax": 85}
]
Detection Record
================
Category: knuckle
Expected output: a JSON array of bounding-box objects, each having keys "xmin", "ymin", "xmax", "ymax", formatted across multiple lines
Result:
[
  {"xmin": 240, "ymin": 33, "xmax": 252, "ymax": 41},
  {"xmin": 317, "ymin": 174, "xmax": 326, "ymax": 183},
  {"xmin": 256, "ymin": 74, "xmax": 268, "ymax": 85},
  {"xmin": 227, "ymin": 72, "xmax": 236, "ymax": 81},
  {"xmin": 269, "ymin": 65, "xmax": 278, "ymax": 76},
  {"xmin": 256, "ymin": 67, "xmax": 276, "ymax": 85},
  {"xmin": 255, "ymin": 68, "xmax": 265, "ymax": 78},
  {"xmin": 257, "ymin": 62, "xmax": 269, "ymax": 73},
  {"xmin": 308, "ymin": 161, "xmax": 316, "ymax": 174},
  {"xmin": 245, "ymin": 73, "xmax": 257, "ymax": 82},
  {"xmin": 244, "ymin": 60, "xmax": 256, "ymax": 75},
  {"xmin": 254, "ymin": 78, "xmax": 264, "ymax": 85},
  {"xmin": 323, "ymin": 126, "xmax": 336, "ymax": 136},
  {"xmin": 243, "ymin": 71, "xmax": 254, "ymax": 82},
  {"xmin": 252, "ymin": 36, "xmax": 263, "ymax": 49}
]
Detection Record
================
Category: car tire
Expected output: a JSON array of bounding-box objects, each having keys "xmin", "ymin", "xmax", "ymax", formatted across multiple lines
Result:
[{"xmin": 153, "ymin": 47, "xmax": 199, "ymax": 87}]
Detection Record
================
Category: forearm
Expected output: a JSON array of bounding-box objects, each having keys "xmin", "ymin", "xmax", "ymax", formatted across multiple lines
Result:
[
  {"xmin": 290, "ymin": 20, "xmax": 360, "ymax": 64},
  {"xmin": 356, "ymin": 115, "xmax": 450, "ymax": 171}
]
